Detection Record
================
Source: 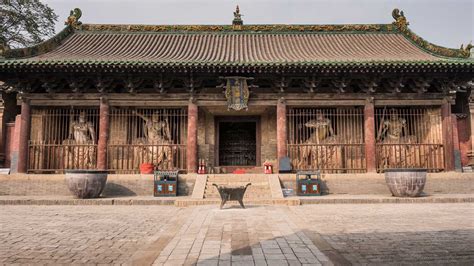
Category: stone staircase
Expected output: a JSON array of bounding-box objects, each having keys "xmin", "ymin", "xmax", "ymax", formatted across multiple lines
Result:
[{"xmin": 203, "ymin": 174, "xmax": 273, "ymax": 199}]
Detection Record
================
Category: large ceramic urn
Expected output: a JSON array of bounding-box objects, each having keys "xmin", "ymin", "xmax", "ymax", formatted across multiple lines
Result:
[
  {"xmin": 384, "ymin": 168, "xmax": 427, "ymax": 197},
  {"xmin": 65, "ymin": 170, "xmax": 108, "ymax": 199}
]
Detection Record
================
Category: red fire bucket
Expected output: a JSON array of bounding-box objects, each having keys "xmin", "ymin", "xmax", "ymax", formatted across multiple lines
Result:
[
  {"xmin": 140, "ymin": 163, "xmax": 154, "ymax": 174},
  {"xmin": 263, "ymin": 162, "xmax": 273, "ymax": 174}
]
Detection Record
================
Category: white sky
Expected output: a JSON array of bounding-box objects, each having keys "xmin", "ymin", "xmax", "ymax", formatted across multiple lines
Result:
[{"xmin": 43, "ymin": 0, "xmax": 473, "ymax": 49}]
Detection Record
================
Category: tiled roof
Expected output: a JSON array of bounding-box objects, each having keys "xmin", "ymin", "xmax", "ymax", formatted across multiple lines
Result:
[
  {"xmin": 19, "ymin": 32, "xmax": 443, "ymax": 63},
  {"xmin": 1, "ymin": 7, "xmax": 472, "ymax": 71}
]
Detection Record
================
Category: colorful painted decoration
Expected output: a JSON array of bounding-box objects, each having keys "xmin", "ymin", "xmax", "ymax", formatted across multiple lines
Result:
[{"xmin": 225, "ymin": 77, "xmax": 250, "ymax": 111}]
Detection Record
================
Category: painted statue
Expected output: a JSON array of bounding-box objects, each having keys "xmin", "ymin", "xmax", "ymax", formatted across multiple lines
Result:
[
  {"xmin": 133, "ymin": 111, "xmax": 173, "ymax": 169},
  {"xmin": 377, "ymin": 108, "xmax": 415, "ymax": 169},
  {"xmin": 297, "ymin": 113, "xmax": 342, "ymax": 171},
  {"xmin": 63, "ymin": 111, "xmax": 96, "ymax": 169},
  {"xmin": 304, "ymin": 113, "xmax": 335, "ymax": 144},
  {"xmin": 135, "ymin": 111, "xmax": 171, "ymax": 143},
  {"xmin": 378, "ymin": 110, "xmax": 407, "ymax": 143}
]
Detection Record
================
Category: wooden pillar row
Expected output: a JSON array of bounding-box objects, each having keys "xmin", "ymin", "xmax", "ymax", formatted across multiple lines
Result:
[
  {"xmin": 97, "ymin": 98, "xmax": 109, "ymax": 170},
  {"xmin": 276, "ymin": 99, "xmax": 287, "ymax": 169},
  {"xmin": 17, "ymin": 98, "xmax": 31, "ymax": 173},
  {"xmin": 364, "ymin": 99, "xmax": 376, "ymax": 173},
  {"xmin": 186, "ymin": 101, "xmax": 198, "ymax": 173}
]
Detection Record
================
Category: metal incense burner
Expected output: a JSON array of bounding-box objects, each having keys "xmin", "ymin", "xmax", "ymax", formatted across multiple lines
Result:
[{"xmin": 212, "ymin": 183, "xmax": 251, "ymax": 209}]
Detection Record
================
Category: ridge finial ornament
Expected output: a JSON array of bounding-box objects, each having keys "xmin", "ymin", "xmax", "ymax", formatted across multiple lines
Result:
[
  {"xmin": 232, "ymin": 5, "xmax": 243, "ymax": 30},
  {"xmin": 392, "ymin": 8, "xmax": 408, "ymax": 30},
  {"xmin": 0, "ymin": 41, "xmax": 8, "ymax": 57},
  {"xmin": 460, "ymin": 42, "xmax": 473, "ymax": 57},
  {"xmin": 65, "ymin": 8, "xmax": 82, "ymax": 29}
]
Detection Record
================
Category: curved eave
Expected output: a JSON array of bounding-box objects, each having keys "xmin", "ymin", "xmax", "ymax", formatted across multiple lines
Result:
[
  {"xmin": 2, "ymin": 26, "xmax": 75, "ymax": 59},
  {"xmin": 1, "ymin": 60, "xmax": 473, "ymax": 74},
  {"xmin": 396, "ymin": 24, "xmax": 471, "ymax": 59}
]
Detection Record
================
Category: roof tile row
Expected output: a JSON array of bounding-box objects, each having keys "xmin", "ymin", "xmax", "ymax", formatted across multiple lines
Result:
[{"xmin": 17, "ymin": 32, "xmax": 445, "ymax": 64}]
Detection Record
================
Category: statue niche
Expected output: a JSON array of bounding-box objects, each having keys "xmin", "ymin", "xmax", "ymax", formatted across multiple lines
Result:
[
  {"xmin": 295, "ymin": 113, "xmax": 343, "ymax": 171},
  {"xmin": 377, "ymin": 108, "xmax": 416, "ymax": 169},
  {"xmin": 133, "ymin": 111, "xmax": 174, "ymax": 169},
  {"xmin": 63, "ymin": 111, "xmax": 97, "ymax": 169}
]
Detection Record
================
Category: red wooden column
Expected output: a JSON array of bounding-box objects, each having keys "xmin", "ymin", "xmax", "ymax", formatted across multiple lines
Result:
[
  {"xmin": 364, "ymin": 99, "xmax": 376, "ymax": 172},
  {"xmin": 17, "ymin": 98, "xmax": 31, "ymax": 173},
  {"xmin": 0, "ymin": 97, "xmax": 4, "ymax": 166},
  {"xmin": 442, "ymin": 100, "xmax": 455, "ymax": 171},
  {"xmin": 457, "ymin": 116, "xmax": 471, "ymax": 167},
  {"xmin": 186, "ymin": 101, "xmax": 198, "ymax": 173},
  {"xmin": 97, "ymin": 98, "xmax": 109, "ymax": 170},
  {"xmin": 276, "ymin": 99, "xmax": 287, "ymax": 164},
  {"xmin": 468, "ymin": 101, "xmax": 474, "ymax": 166},
  {"xmin": 8, "ymin": 116, "xmax": 21, "ymax": 173}
]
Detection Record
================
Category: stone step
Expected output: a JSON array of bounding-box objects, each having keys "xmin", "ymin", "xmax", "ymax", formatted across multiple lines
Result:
[
  {"xmin": 175, "ymin": 198, "xmax": 300, "ymax": 207},
  {"xmin": 205, "ymin": 182, "xmax": 269, "ymax": 187},
  {"xmin": 211, "ymin": 167, "xmax": 266, "ymax": 174},
  {"xmin": 202, "ymin": 174, "xmax": 274, "ymax": 199},
  {"xmin": 205, "ymin": 189, "xmax": 271, "ymax": 195},
  {"xmin": 204, "ymin": 193, "xmax": 272, "ymax": 199},
  {"xmin": 204, "ymin": 191, "xmax": 271, "ymax": 195},
  {"xmin": 205, "ymin": 191, "xmax": 270, "ymax": 195},
  {"xmin": 207, "ymin": 178, "xmax": 269, "ymax": 183},
  {"xmin": 205, "ymin": 183, "xmax": 270, "ymax": 189},
  {"xmin": 204, "ymin": 194, "xmax": 271, "ymax": 199},
  {"xmin": 205, "ymin": 188, "xmax": 271, "ymax": 194},
  {"xmin": 206, "ymin": 174, "xmax": 270, "ymax": 180},
  {"xmin": 204, "ymin": 188, "xmax": 272, "ymax": 199}
]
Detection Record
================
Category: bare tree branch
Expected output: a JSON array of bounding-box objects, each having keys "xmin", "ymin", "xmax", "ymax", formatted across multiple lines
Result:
[{"xmin": 0, "ymin": 0, "xmax": 58, "ymax": 49}]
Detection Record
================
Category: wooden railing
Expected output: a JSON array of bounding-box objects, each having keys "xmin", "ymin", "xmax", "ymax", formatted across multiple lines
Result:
[
  {"xmin": 28, "ymin": 141, "xmax": 97, "ymax": 173},
  {"xmin": 288, "ymin": 143, "xmax": 366, "ymax": 173},
  {"xmin": 107, "ymin": 144, "xmax": 186, "ymax": 174},
  {"xmin": 376, "ymin": 143, "xmax": 444, "ymax": 172}
]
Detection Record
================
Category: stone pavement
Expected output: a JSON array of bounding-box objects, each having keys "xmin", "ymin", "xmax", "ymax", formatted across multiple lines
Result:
[{"xmin": 0, "ymin": 203, "xmax": 473, "ymax": 265}]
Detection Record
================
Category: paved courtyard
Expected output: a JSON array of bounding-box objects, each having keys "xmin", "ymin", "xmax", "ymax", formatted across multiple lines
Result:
[{"xmin": 0, "ymin": 203, "xmax": 473, "ymax": 265}]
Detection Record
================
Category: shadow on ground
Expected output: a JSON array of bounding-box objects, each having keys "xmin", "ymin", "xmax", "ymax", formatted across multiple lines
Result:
[
  {"xmin": 186, "ymin": 229, "xmax": 474, "ymax": 265},
  {"xmin": 102, "ymin": 182, "xmax": 137, "ymax": 197}
]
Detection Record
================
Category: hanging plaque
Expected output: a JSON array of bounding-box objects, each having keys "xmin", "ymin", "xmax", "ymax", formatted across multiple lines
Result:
[{"xmin": 224, "ymin": 77, "xmax": 250, "ymax": 111}]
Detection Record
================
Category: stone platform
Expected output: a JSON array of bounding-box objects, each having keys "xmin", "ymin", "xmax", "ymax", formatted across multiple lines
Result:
[
  {"xmin": 0, "ymin": 194, "xmax": 472, "ymax": 207},
  {"xmin": 1, "ymin": 172, "xmax": 473, "ymax": 198}
]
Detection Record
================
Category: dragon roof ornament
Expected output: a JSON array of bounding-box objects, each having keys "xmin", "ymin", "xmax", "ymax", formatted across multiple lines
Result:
[
  {"xmin": 0, "ymin": 42, "xmax": 7, "ymax": 57},
  {"xmin": 65, "ymin": 8, "xmax": 82, "ymax": 29},
  {"xmin": 392, "ymin": 9, "xmax": 408, "ymax": 30}
]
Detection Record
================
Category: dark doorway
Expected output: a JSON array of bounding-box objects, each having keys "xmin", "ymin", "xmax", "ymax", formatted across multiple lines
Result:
[{"xmin": 218, "ymin": 121, "xmax": 257, "ymax": 166}]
